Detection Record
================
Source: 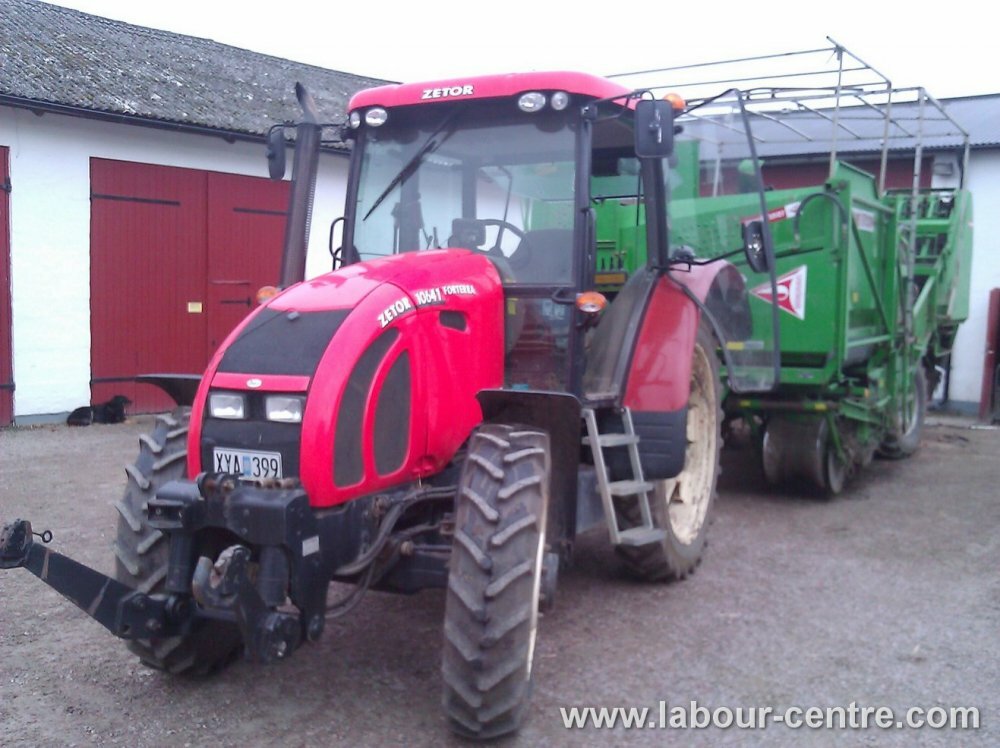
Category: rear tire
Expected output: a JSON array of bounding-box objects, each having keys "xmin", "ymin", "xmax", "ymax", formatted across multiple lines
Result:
[
  {"xmin": 617, "ymin": 324, "xmax": 722, "ymax": 581},
  {"xmin": 442, "ymin": 425, "xmax": 550, "ymax": 739},
  {"xmin": 113, "ymin": 408, "xmax": 242, "ymax": 674}
]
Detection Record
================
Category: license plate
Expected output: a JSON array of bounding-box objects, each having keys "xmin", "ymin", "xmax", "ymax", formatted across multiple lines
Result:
[{"xmin": 212, "ymin": 448, "xmax": 283, "ymax": 479}]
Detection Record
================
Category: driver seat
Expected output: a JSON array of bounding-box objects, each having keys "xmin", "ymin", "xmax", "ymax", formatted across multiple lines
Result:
[{"xmin": 508, "ymin": 228, "xmax": 573, "ymax": 285}]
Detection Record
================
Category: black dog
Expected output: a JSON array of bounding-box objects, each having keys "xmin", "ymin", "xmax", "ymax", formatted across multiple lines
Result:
[{"xmin": 67, "ymin": 395, "xmax": 132, "ymax": 426}]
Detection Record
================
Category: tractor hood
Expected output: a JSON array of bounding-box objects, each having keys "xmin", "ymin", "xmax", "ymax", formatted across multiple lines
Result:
[{"xmin": 188, "ymin": 249, "xmax": 506, "ymax": 507}]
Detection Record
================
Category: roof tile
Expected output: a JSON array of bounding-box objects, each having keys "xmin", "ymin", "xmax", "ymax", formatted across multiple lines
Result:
[{"xmin": 0, "ymin": 0, "xmax": 389, "ymax": 137}]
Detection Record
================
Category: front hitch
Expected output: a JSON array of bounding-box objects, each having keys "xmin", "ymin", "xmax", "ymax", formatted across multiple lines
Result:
[
  {"xmin": 191, "ymin": 544, "xmax": 302, "ymax": 664},
  {"xmin": 1, "ymin": 519, "xmax": 194, "ymax": 639}
]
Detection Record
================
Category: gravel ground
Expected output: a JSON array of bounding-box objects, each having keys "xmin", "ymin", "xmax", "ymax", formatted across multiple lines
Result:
[{"xmin": 0, "ymin": 415, "xmax": 997, "ymax": 746}]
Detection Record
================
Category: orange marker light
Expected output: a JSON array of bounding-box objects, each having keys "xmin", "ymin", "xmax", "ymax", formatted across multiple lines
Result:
[
  {"xmin": 256, "ymin": 285, "xmax": 280, "ymax": 305},
  {"xmin": 576, "ymin": 291, "xmax": 608, "ymax": 314},
  {"xmin": 664, "ymin": 93, "xmax": 686, "ymax": 111}
]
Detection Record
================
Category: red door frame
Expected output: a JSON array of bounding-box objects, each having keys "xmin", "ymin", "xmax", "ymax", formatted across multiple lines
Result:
[
  {"xmin": 0, "ymin": 146, "xmax": 12, "ymax": 425},
  {"xmin": 979, "ymin": 289, "xmax": 1000, "ymax": 422},
  {"xmin": 90, "ymin": 160, "xmax": 288, "ymax": 414}
]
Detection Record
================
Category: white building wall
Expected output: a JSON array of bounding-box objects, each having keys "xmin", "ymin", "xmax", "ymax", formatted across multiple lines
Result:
[
  {"xmin": 0, "ymin": 105, "xmax": 349, "ymax": 418},
  {"xmin": 949, "ymin": 150, "xmax": 1000, "ymax": 409}
]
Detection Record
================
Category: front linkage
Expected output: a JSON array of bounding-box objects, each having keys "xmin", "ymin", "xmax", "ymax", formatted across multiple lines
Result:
[{"xmin": 1, "ymin": 472, "xmax": 379, "ymax": 663}]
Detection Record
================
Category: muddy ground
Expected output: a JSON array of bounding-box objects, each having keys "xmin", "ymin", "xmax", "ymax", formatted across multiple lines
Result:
[{"xmin": 1, "ymin": 416, "xmax": 997, "ymax": 746}]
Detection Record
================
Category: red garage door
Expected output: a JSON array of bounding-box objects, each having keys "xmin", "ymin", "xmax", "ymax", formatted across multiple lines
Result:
[
  {"xmin": 762, "ymin": 157, "xmax": 934, "ymax": 191},
  {"xmin": 1, "ymin": 147, "xmax": 12, "ymax": 425},
  {"xmin": 90, "ymin": 159, "xmax": 289, "ymax": 413}
]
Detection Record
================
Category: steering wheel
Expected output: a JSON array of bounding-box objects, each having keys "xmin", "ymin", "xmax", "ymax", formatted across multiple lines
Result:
[
  {"xmin": 469, "ymin": 223, "xmax": 527, "ymax": 354},
  {"xmin": 479, "ymin": 219, "xmax": 526, "ymax": 256}
]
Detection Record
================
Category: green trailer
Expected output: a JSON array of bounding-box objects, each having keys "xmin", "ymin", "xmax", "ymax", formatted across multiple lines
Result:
[{"xmin": 602, "ymin": 41, "xmax": 973, "ymax": 493}]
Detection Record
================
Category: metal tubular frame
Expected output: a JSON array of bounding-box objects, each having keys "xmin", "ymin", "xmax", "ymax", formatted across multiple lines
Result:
[{"xmin": 606, "ymin": 39, "xmax": 971, "ymax": 198}]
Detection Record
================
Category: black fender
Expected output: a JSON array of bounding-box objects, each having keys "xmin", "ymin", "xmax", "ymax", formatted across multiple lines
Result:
[
  {"xmin": 136, "ymin": 374, "xmax": 202, "ymax": 407},
  {"xmin": 476, "ymin": 389, "xmax": 581, "ymax": 558}
]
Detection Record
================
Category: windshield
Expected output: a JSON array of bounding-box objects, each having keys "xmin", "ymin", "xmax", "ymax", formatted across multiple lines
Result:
[{"xmin": 349, "ymin": 103, "xmax": 577, "ymax": 286}]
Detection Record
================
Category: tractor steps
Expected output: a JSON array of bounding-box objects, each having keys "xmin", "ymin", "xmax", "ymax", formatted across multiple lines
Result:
[
  {"xmin": 617, "ymin": 526, "xmax": 668, "ymax": 546},
  {"xmin": 607, "ymin": 479, "xmax": 655, "ymax": 496},
  {"xmin": 582, "ymin": 433, "xmax": 639, "ymax": 448},
  {"xmin": 582, "ymin": 407, "xmax": 662, "ymax": 548}
]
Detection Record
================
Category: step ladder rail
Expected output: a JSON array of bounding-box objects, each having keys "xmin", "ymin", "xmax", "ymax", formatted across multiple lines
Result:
[
  {"xmin": 622, "ymin": 408, "xmax": 655, "ymax": 529},
  {"xmin": 582, "ymin": 408, "xmax": 625, "ymax": 545}
]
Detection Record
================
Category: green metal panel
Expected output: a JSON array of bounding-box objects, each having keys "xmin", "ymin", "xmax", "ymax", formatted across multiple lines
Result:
[
  {"xmin": 948, "ymin": 191, "xmax": 974, "ymax": 324},
  {"xmin": 592, "ymin": 200, "xmax": 646, "ymax": 276}
]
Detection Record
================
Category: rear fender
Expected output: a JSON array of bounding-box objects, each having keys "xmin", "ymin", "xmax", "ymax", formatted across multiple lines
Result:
[{"xmin": 623, "ymin": 263, "xmax": 738, "ymax": 479}]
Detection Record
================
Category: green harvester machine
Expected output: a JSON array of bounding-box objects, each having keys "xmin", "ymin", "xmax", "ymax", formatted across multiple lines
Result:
[
  {"xmin": 742, "ymin": 162, "xmax": 972, "ymax": 493},
  {"xmin": 604, "ymin": 41, "xmax": 973, "ymax": 493}
]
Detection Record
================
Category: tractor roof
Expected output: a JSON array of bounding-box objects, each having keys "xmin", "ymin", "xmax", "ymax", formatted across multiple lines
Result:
[{"xmin": 348, "ymin": 71, "xmax": 630, "ymax": 111}]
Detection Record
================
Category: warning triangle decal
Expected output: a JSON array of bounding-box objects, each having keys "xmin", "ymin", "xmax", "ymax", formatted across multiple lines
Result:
[{"xmin": 751, "ymin": 265, "xmax": 807, "ymax": 320}]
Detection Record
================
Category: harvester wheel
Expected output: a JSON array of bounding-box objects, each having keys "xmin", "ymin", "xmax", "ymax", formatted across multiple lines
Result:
[
  {"xmin": 761, "ymin": 417, "xmax": 848, "ymax": 495},
  {"xmin": 824, "ymin": 441, "xmax": 848, "ymax": 496},
  {"xmin": 442, "ymin": 424, "xmax": 550, "ymax": 740},
  {"xmin": 617, "ymin": 324, "xmax": 722, "ymax": 581},
  {"xmin": 878, "ymin": 367, "xmax": 927, "ymax": 459},
  {"xmin": 113, "ymin": 408, "xmax": 242, "ymax": 674}
]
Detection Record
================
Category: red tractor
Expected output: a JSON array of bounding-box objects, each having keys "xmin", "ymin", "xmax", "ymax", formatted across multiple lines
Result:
[{"xmin": 2, "ymin": 72, "xmax": 779, "ymax": 738}]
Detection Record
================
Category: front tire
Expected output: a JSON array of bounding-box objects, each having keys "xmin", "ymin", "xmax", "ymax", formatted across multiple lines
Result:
[
  {"xmin": 113, "ymin": 409, "xmax": 242, "ymax": 674},
  {"xmin": 617, "ymin": 324, "xmax": 722, "ymax": 581},
  {"xmin": 878, "ymin": 366, "xmax": 927, "ymax": 459},
  {"xmin": 442, "ymin": 425, "xmax": 550, "ymax": 739}
]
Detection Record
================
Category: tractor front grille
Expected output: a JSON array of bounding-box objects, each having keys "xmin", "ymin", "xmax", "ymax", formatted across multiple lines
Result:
[{"xmin": 200, "ymin": 397, "xmax": 302, "ymax": 478}]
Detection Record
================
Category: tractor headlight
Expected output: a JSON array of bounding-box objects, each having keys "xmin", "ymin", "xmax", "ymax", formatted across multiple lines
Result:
[
  {"xmin": 365, "ymin": 107, "xmax": 388, "ymax": 127},
  {"xmin": 209, "ymin": 392, "xmax": 246, "ymax": 420},
  {"xmin": 517, "ymin": 92, "xmax": 547, "ymax": 112},
  {"xmin": 550, "ymin": 91, "xmax": 570, "ymax": 111},
  {"xmin": 265, "ymin": 395, "xmax": 304, "ymax": 423}
]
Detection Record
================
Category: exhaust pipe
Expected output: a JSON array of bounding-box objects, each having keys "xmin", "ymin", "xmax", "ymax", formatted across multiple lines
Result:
[{"xmin": 275, "ymin": 83, "xmax": 322, "ymax": 287}]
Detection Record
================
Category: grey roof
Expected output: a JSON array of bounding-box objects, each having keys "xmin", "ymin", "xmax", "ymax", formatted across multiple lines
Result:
[
  {"xmin": 746, "ymin": 93, "xmax": 1000, "ymax": 159},
  {"xmin": 0, "ymin": 0, "xmax": 389, "ymax": 139},
  {"xmin": 671, "ymin": 89, "xmax": 1000, "ymax": 165},
  {"xmin": 933, "ymin": 94, "xmax": 1000, "ymax": 149}
]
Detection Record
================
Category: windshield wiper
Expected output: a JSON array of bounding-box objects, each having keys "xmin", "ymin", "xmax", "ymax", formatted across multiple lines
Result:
[{"xmin": 362, "ymin": 110, "xmax": 461, "ymax": 221}]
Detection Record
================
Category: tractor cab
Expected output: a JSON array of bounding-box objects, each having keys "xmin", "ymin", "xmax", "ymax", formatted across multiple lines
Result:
[{"xmin": 342, "ymin": 73, "xmax": 781, "ymax": 398}]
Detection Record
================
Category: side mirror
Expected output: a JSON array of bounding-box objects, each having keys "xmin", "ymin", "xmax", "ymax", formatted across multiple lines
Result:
[
  {"xmin": 266, "ymin": 126, "xmax": 287, "ymax": 181},
  {"xmin": 634, "ymin": 99, "xmax": 675, "ymax": 159},
  {"xmin": 742, "ymin": 220, "xmax": 770, "ymax": 273}
]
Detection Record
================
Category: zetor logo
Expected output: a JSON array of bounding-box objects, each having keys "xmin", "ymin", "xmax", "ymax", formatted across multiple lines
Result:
[
  {"xmin": 751, "ymin": 265, "xmax": 807, "ymax": 320},
  {"xmin": 377, "ymin": 297, "xmax": 414, "ymax": 328},
  {"xmin": 421, "ymin": 85, "xmax": 474, "ymax": 100}
]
